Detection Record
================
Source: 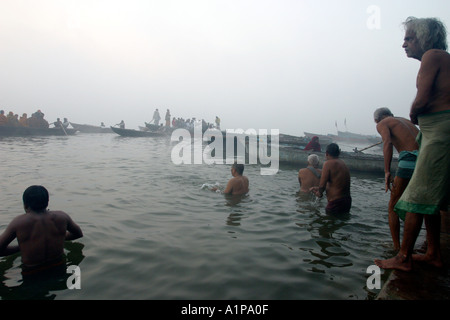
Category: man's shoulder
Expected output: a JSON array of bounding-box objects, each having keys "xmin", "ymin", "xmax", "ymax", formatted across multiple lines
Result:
[
  {"xmin": 48, "ymin": 210, "xmax": 70, "ymax": 219},
  {"xmin": 423, "ymin": 49, "xmax": 450, "ymax": 63},
  {"xmin": 8, "ymin": 213, "xmax": 32, "ymax": 229}
]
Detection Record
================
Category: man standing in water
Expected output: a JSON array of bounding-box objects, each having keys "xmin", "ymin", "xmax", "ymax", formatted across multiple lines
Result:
[
  {"xmin": 310, "ymin": 143, "xmax": 351, "ymax": 214},
  {"xmin": 375, "ymin": 17, "xmax": 450, "ymax": 271},
  {"xmin": 298, "ymin": 154, "xmax": 322, "ymax": 193},
  {"xmin": 223, "ymin": 163, "xmax": 249, "ymax": 196},
  {"xmin": 374, "ymin": 107, "xmax": 419, "ymax": 250},
  {"xmin": 0, "ymin": 185, "xmax": 83, "ymax": 276}
]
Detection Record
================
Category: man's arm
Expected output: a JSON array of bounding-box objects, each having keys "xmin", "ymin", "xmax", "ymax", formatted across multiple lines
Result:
[
  {"xmin": 298, "ymin": 170, "xmax": 303, "ymax": 187},
  {"xmin": 65, "ymin": 215, "xmax": 83, "ymax": 241},
  {"xmin": 410, "ymin": 50, "xmax": 441, "ymax": 124},
  {"xmin": 311, "ymin": 163, "xmax": 329, "ymax": 197},
  {"xmin": 223, "ymin": 179, "xmax": 234, "ymax": 194},
  {"xmin": 376, "ymin": 121, "xmax": 394, "ymax": 192},
  {"xmin": 0, "ymin": 220, "xmax": 20, "ymax": 257}
]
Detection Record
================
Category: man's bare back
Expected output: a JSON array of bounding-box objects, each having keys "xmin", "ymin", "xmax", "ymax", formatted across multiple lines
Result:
[
  {"xmin": 224, "ymin": 175, "xmax": 249, "ymax": 195},
  {"xmin": 298, "ymin": 167, "xmax": 321, "ymax": 193},
  {"xmin": 0, "ymin": 186, "xmax": 83, "ymax": 268},
  {"xmin": 376, "ymin": 117, "xmax": 419, "ymax": 153},
  {"xmin": 7, "ymin": 210, "xmax": 82, "ymax": 266},
  {"xmin": 320, "ymin": 158, "xmax": 351, "ymax": 202}
]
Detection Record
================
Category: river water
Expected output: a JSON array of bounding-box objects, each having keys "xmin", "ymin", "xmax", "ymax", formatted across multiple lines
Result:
[{"xmin": 0, "ymin": 132, "xmax": 418, "ymax": 300}]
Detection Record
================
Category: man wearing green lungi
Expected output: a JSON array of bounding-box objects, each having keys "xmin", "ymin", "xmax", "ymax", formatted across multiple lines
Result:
[{"xmin": 375, "ymin": 17, "xmax": 450, "ymax": 272}]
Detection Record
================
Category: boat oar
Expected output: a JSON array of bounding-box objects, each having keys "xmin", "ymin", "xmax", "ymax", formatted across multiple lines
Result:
[
  {"xmin": 61, "ymin": 125, "xmax": 68, "ymax": 136},
  {"xmin": 353, "ymin": 141, "xmax": 382, "ymax": 153},
  {"xmin": 52, "ymin": 123, "xmax": 67, "ymax": 135}
]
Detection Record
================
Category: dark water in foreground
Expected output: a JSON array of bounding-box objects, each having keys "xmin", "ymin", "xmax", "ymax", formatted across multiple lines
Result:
[{"xmin": 0, "ymin": 133, "xmax": 415, "ymax": 300}]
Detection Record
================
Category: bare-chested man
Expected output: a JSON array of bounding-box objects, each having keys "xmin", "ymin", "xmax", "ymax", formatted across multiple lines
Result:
[
  {"xmin": 374, "ymin": 107, "xmax": 419, "ymax": 250},
  {"xmin": 375, "ymin": 17, "xmax": 450, "ymax": 272},
  {"xmin": 223, "ymin": 163, "xmax": 249, "ymax": 195},
  {"xmin": 310, "ymin": 143, "xmax": 351, "ymax": 214},
  {"xmin": 0, "ymin": 185, "xmax": 83, "ymax": 276},
  {"xmin": 298, "ymin": 154, "xmax": 322, "ymax": 193}
]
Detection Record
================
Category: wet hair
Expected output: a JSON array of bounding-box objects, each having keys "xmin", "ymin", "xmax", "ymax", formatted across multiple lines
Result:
[
  {"xmin": 307, "ymin": 154, "xmax": 320, "ymax": 167},
  {"xmin": 403, "ymin": 17, "xmax": 448, "ymax": 51},
  {"xmin": 232, "ymin": 163, "xmax": 244, "ymax": 175},
  {"xmin": 374, "ymin": 107, "xmax": 393, "ymax": 122},
  {"xmin": 23, "ymin": 185, "xmax": 49, "ymax": 212},
  {"xmin": 326, "ymin": 143, "xmax": 341, "ymax": 157}
]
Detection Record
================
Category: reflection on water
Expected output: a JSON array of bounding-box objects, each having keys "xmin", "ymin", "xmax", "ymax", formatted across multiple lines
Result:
[
  {"xmin": 0, "ymin": 242, "xmax": 85, "ymax": 300},
  {"xmin": 0, "ymin": 134, "xmax": 397, "ymax": 299}
]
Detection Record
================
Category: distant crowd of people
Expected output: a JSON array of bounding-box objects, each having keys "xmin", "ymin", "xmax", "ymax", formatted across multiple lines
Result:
[
  {"xmin": 0, "ymin": 109, "xmax": 69, "ymax": 130},
  {"xmin": 149, "ymin": 108, "xmax": 221, "ymax": 130}
]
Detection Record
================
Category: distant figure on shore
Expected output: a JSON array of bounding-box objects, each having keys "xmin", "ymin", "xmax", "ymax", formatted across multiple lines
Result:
[
  {"xmin": 19, "ymin": 113, "xmax": 28, "ymax": 126},
  {"xmin": 53, "ymin": 118, "xmax": 63, "ymax": 128},
  {"xmin": 215, "ymin": 116, "xmax": 221, "ymax": 130},
  {"xmin": 304, "ymin": 136, "xmax": 321, "ymax": 152},
  {"xmin": 0, "ymin": 185, "xmax": 83, "ymax": 277},
  {"xmin": 63, "ymin": 118, "xmax": 70, "ymax": 129},
  {"xmin": 152, "ymin": 109, "xmax": 161, "ymax": 126},
  {"xmin": 216, "ymin": 163, "xmax": 249, "ymax": 196},
  {"xmin": 298, "ymin": 154, "xmax": 322, "ymax": 193},
  {"xmin": 374, "ymin": 107, "xmax": 419, "ymax": 250},
  {"xmin": 7, "ymin": 111, "xmax": 20, "ymax": 127},
  {"xmin": 310, "ymin": 143, "xmax": 351, "ymax": 214},
  {"xmin": 27, "ymin": 110, "xmax": 49, "ymax": 128},
  {"xmin": 0, "ymin": 110, "xmax": 6, "ymax": 125},
  {"xmin": 165, "ymin": 109, "xmax": 171, "ymax": 127},
  {"xmin": 116, "ymin": 120, "xmax": 125, "ymax": 129},
  {"xmin": 375, "ymin": 17, "xmax": 450, "ymax": 272}
]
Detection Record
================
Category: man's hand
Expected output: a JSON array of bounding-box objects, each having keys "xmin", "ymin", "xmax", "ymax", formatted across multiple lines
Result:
[
  {"xmin": 310, "ymin": 186, "xmax": 322, "ymax": 198},
  {"xmin": 385, "ymin": 172, "xmax": 393, "ymax": 192}
]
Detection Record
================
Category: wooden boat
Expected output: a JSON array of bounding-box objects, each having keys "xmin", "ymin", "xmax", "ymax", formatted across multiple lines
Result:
[
  {"xmin": 278, "ymin": 134, "xmax": 310, "ymax": 148},
  {"xmin": 0, "ymin": 125, "xmax": 77, "ymax": 137},
  {"xmin": 70, "ymin": 122, "xmax": 113, "ymax": 133},
  {"xmin": 279, "ymin": 145, "xmax": 396, "ymax": 174},
  {"xmin": 145, "ymin": 122, "xmax": 211, "ymax": 135},
  {"xmin": 303, "ymin": 132, "xmax": 334, "ymax": 146},
  {"xmin": 110, "ymin": 126, "xmax": 166, "ymax": 137},
  {"xmin": 332, "ymin": 130, "xmax": 381, "ymax": 144}
]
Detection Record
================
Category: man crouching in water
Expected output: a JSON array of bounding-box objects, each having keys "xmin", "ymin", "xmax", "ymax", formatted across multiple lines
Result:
[
  {"xmin": 0, "ymin": 185, "xmax": 83, "ymax": 277},
  {"xmin": 310, "ymin": 143, "xmax": 352, "ymax": 214}
]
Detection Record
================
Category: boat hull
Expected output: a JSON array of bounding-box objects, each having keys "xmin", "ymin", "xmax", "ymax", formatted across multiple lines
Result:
[
  {"xmin": 279, "ymin": 146, "xmax": 396, "ymax": 174},
  {"xmin": 70, "ymin": 122, "xmax": 113, "ymax": 133},
  {"xmin": 110, "ymin": 126, "xmax": 166, "ymax": 137},
  {"xmin": 0, "ymin": 125, "xmax": 77, "ymax": 136}
]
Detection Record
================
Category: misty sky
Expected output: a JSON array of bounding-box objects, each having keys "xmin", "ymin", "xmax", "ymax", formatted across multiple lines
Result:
[{"xmin": 1, "ymin": 0, "xmax": 449, "ymax": 136}]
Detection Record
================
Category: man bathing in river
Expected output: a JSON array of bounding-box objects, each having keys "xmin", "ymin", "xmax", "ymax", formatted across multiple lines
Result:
[
  {"xmin": 211, "ymin": 163, "xmax": 249, "ymax": 195},
  {"xmin": 375, "ymin": 17, "xmax": 450, "ymax": 271},
  {"xmin": 298, "ymin": 154, "xmax": 322, "ymax": 193},
  {"xmin": 223, "ymin": 163, "xmax": 249, "ymax": 196},
  {"xmin": 310, "ymin": 143, "xmax": 351, "ymax": 215},
  {"xmin": 374, "ymin": 107, "xmax": 419, "ymax": 250},
  {"xmin": 0, "ymin": 185, "xmax": 83, "ymax": 276}
]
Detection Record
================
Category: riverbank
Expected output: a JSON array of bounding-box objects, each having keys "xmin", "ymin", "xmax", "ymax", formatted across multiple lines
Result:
[{"xmin": 376, "ymin": 212, "xmax": 450, "ymax": 300}]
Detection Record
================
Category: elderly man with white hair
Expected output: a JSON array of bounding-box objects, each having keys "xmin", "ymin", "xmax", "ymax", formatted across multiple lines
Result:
[
  {"xmin": 298, "ymin": 154, "xmax": 322, "ymax": 193},
  {"xmin": 375, "ymin": 17, "xmax": 450, "ymax": 272}
]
